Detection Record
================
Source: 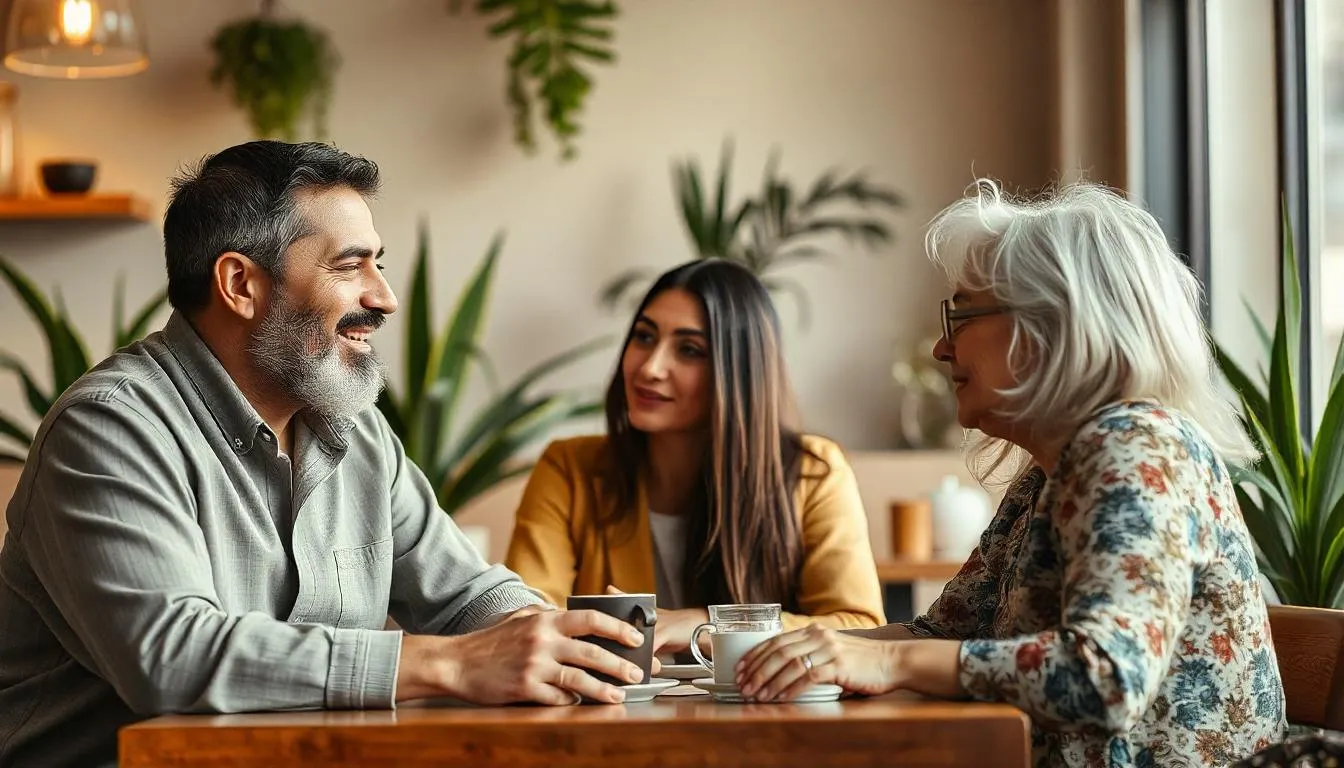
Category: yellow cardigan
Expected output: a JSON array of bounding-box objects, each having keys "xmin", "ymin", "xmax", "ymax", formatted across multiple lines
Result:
[{"xmin": 503, "ymin": 434, "xmax": 885, "ymax": 631}]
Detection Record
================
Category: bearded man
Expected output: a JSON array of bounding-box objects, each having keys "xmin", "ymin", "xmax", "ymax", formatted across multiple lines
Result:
[{"xmin": 0, "ymin": 141, "xmax": 645, "ymax": 768}]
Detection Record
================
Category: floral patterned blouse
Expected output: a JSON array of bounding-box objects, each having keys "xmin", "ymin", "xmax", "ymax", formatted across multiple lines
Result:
[{"xmin": 905, "ymin": 401, "xmax": 1286, "ymax": 767}]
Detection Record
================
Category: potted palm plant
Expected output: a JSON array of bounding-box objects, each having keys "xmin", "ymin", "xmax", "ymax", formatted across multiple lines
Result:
[
  {"xmin": 0, "ymin": 258, "xmax": 167, "ymax": 463},
  {"xmin": 598, "ymin": 139, "xmax": 904, "ymax": 328},
  {"xmin": 376, "ymin": 222, "xmax": 611, "ymax": 556},
  {"xmin": 1213, "ymin": 220, "xmax": 1344, "ymax": 609}
]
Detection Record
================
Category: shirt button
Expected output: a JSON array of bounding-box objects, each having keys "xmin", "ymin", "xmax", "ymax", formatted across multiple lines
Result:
[{"xmin": 232, "ymin": 437, "xmax": 244, "ymax": 450}]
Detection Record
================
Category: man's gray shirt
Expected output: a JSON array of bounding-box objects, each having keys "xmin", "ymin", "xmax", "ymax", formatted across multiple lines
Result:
[{"xmin": 0, "ymin": 312, "xmax": 543, "ymax": 767}]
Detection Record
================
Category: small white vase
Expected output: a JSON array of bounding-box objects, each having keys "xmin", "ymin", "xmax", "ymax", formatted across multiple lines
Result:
[{"xmin": 929, "ymin": 475, "xmax": 993, "ymax": 560}]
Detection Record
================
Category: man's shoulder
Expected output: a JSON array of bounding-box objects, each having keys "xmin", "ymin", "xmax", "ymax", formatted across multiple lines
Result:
[{"xmin": 48, "ymin": 334, "xmax": 178, "ymax": 421}]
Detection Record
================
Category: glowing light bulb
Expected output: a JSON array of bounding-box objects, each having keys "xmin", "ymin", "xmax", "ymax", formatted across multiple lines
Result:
[{"xmin": 60, "ymin": 0, "xmax": 94, "ymax": 46}]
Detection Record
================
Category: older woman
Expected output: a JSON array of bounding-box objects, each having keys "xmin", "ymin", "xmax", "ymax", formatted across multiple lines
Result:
[{"xmin": 737, "ymin": 180, "xmax": 1286, "ymax": 766}]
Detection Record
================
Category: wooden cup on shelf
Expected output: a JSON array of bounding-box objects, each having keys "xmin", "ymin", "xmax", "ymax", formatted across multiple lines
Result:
[{"xmin": 889, "ymin": 499, "xmax": 934, "ymax": 561}]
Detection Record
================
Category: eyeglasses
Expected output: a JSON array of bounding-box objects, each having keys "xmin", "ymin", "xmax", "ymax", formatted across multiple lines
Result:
[{"xmin": 941, "ymin": 299, "xmax": 1011, "ymax": 344}]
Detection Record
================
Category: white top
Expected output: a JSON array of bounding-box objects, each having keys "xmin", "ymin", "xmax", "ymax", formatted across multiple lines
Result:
[{"xmin": 647, "ymin": 510, "xmax": 689, "ymax": 611}]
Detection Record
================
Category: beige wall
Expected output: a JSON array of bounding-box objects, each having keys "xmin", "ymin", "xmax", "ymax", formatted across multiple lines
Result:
[
  {"xmin": 0, "ymin": 0, "xmax": 1067, "ymax": 453},
  {"xmin": 1053, "ymin": 0, "xmax": 1128, "ymax": 188}
]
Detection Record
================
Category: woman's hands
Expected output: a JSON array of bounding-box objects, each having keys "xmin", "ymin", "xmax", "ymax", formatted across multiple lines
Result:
[
  {"xmin": 734, "ymin": 625, "xmax": 904, "ymax": 701},
  {"xmin": 651, "ymin": 607, "xmax": 711, "ymax": 654},
  {"xmin": 604, "ymin": 586, "xmax": 707, "ymax": 655}
]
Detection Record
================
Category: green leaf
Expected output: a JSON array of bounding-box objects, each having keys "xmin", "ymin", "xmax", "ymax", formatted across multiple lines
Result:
[
  {"xmin": 116, "ymin": 287, "xmax": 168, "ymax": 349},
  {"xmin": 1307, "ymin": 371, "xmax": 1344, "ymax": 556},
  {"xmin": 1233, "ymin": 485, "xmax": 1294, "ymax": 596},
  {"xmin": 1233, "ymin": 466, "xmax": 1303, "ymax": 588},
  {"xmin": 1211, "ymin": 342, "xmax": 1271, "ymax": 438},
  {"xmin": 0, "ymin": 351, "xmax": 52, "ymax": 417},
  {"xmin": 597, "ymin": 268, "xmax": 652, "ymax": 311},
  {"xmin": 1268, "ymin": 202, "xmax": 1304, "ymax": 470},
  {"xmin": 376, "ymin": 389, "xmax": 406, "ymax": 446},
  {"xmin": 566, "ymin": 24, "xmax": 614, "ymax": 41},
  {"xmin": 561, "ymin": 41, "xmax": 614, "ymax": 61},
  {"xmin": 0, "ymin": 258, "xmax": 79, "ymax": 393},
  {"xmin": 1242, "ymin": 400, "xmax": 1303, "ymax": 523},
  {"xmin": 50, "ymin": 309, "xmax": 92, "ymax": 396},
  {"xmin": 112, "ymin": 275, "xmax": 126, "ymax": 348},
  {"xmin": 0, "ymin": 409, "xmax": 31, "ymax": 449},
  {"xmin": 441, "ymin": 336, "xmax": 611, "ymax": 475},
  {"xmin": 1332, "ymin": 324, "xmax": 1344, "ymax": 392},
  {"xmin": 1317, "ymin": 491, "xmax": 1344, "ymax": 607},
  {"xmin": 404, "ymin": 219, "xmax": 434, "ymax": 429},
  {"xmin": 712, "ymin": 139, "xmax": 733, "ymax": 252},
  {"xmin": 440, "ymin": 395, "xmax": 602, "ymax": 513},
  {"xmin": 414, "ymin": 233, "xmax": 504, "ymax": 472}
]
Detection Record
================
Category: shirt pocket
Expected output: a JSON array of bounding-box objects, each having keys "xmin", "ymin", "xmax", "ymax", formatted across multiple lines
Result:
[{"xmin": 333, "ymin": 538, "xmax": 394, "ymax": 629}]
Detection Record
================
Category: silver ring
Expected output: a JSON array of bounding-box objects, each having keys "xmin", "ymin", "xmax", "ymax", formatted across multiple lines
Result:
[{"xmin": 802, "ymin": 654, "xmax": 814, "ymax": 671}]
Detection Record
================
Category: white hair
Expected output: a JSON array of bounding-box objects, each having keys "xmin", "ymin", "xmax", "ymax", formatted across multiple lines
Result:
[{"xmin": 926, "ymin": 178, "xmax": 1256, "ymax": 482}]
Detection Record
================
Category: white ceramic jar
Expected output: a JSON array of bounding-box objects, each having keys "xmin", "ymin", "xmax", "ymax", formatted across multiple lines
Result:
[{"xmin": 929, "ymin": 475, "xmax": 993, "ymax": 560}]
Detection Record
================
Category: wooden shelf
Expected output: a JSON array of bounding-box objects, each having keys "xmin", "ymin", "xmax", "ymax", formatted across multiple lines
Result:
[
  {"xmin": 0, "ymin": 193, "xmax": 152, "ymax": 222},
  {"xmin": 876, "ymin": 558, "xmax": 965, "ymax": 583}
]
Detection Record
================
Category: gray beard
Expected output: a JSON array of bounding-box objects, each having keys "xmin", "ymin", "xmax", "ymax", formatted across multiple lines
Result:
[{"xmin": 247, "ymin": 291, "xmax": 386, "ymax": 421}]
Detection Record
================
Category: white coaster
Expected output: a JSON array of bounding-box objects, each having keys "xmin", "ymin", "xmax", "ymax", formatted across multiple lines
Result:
[
  {"xmin": 619, "ymin": 677, "xmax": 679, "ymax": 703},
  {"xmin": 689, "ymin": 678, "xmax": 842, "ymax": 704}
]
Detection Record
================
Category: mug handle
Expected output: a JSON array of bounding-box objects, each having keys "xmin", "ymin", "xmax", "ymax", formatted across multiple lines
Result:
[
  {"xmin": 630, "ymin": 602, "xmax": 657, "ymax": 628},
  {"xmin": 689, "ymin": 623, "xmax": 715, "ymax": 673}
]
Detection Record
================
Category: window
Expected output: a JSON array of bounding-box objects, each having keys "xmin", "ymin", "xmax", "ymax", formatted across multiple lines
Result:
[{"xmin": 1317, "ymin": 1, "xmax": 1344, "ymax": 380}]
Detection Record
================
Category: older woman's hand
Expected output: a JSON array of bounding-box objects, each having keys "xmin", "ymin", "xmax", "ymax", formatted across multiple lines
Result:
[{"xmin": 734, "ymin": 625, "xmax": 901, "ymax": 702}]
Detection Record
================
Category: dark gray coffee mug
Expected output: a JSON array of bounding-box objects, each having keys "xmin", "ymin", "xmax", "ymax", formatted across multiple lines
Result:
[{"xmin": 565, "ymin": 594, "xmax": 657, "ymax": 685}]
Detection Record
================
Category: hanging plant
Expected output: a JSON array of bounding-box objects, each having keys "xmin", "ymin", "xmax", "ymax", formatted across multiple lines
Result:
[
  {"xmin": 209, "ymin": 0, "xmax": 340, "ymax": 141},
  {"xmin": 451, "ymin": 0, "xmax": 618, "ymax": 161}
]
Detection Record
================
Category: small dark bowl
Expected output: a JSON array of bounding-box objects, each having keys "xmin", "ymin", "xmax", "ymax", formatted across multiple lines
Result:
[{"xmin": 39, "ymin": 161, "xmax": 97, "ymax": 195}]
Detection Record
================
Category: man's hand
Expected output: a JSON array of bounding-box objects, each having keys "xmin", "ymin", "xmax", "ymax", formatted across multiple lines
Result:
[{"xmin": 397, "ymin": 609, "xmax": 647, "ymax": 705}]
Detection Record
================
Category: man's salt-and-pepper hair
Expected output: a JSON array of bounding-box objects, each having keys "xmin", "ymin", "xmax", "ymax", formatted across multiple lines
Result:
[{"xmin": 925, "ymin": 178, "xmax": 1256, "ymax": 482}]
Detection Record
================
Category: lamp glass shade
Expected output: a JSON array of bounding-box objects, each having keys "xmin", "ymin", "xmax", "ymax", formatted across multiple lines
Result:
[{"xmin": 4, "ymin": 0, "xmax": 148, "ymax": 79}]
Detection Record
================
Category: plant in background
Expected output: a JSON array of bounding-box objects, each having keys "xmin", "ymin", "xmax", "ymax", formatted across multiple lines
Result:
[
  {"xmin": 598, "ymin": 139, "xmax": 904, "ymax": 328},
  {"xmin": 450, "ymin": 0, "xmax": 618, "ymax": 161},
  {"xmin": 0, "ymin": 259, "xmax": 167, "ymax": 463},
  {"xmin": 1213, "ymin": 218, "xmax": 1344, "ymax": 609},
  {"xmin": 376, "ymin": 222, "xmax": 611, "ymax": 515},
  {"xmin": 209, "ymin": 0, "xmax": 340, "ymax": 141}
]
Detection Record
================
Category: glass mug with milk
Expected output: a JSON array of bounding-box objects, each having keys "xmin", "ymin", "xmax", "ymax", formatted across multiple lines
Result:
[{"xmin": 689, "ymin": 603, "xmax": 783, "ymax": 685}]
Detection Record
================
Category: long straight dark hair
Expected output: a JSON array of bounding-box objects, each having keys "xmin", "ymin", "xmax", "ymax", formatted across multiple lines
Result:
[{"xmin": 601, "ymin": 259, "xmax": 822, "ymax": 608}]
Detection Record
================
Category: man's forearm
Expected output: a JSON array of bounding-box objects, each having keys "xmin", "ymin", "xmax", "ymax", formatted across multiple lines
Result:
[
  {"xmin": 395, "ymin": 634, "xmax": 451, "ymax": 702},
  {"xmin": 844, "ymin": 623, "xmax": 917, "ymax": 641}
]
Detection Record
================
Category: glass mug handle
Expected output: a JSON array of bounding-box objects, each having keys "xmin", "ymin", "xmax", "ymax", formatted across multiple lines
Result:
[{"xmin": 689, "ymin": 623, "xmax": 716, "ymax": 673}]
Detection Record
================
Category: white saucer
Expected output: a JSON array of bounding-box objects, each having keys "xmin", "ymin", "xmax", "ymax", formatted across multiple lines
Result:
[
  {"xmin": 620, "ymin": 677, "xmax": 679, "ymax": 703},
  {"xmin": 690, "ymin": 677, "xmax": 842, "ymax": 704},
  {"xmin": 659, "ymin": 663, "xmax": 710, "ymax": 681}
]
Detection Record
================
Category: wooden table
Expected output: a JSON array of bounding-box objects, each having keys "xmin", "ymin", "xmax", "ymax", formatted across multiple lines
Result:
[{"xmin": 120, "ymin": 692, "xmax": 1030, "ymax": 768}]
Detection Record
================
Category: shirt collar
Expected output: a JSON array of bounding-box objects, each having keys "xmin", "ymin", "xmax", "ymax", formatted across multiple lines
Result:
[{"xmin": 161, "ymin": 311, "xmax": 353, "ymax": 455}]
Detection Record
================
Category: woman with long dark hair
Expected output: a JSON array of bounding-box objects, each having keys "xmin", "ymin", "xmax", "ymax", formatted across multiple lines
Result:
[{"xmin": 505, "ymin": 259, "xmax": 884, "ymax": 654}]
